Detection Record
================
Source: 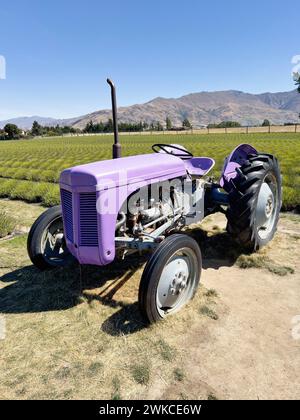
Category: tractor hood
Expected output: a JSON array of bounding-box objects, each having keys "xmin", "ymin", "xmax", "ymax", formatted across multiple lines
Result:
[{"xmin": 60, "ymin": 153, "xmax": 186, "ymax": 191}]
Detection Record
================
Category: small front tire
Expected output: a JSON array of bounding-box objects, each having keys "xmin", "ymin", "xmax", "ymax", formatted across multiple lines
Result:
[
  {"xmin": 139, "ymin": 234, "xmax": 202, "ymax": 324},
  {"xmin": 27, "ymin": 205, "xmax": 75, "ymax": 270}
]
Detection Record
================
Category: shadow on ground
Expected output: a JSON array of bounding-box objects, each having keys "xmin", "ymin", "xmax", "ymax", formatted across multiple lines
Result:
[
  {"xmin": 187, "ymin": 227, "xmax": 244, "ymax": 269},
  {"xmin": 0, "ymin": 255, "xmax": 146, "ymax": 312},
  {"xmin": 0, "ymin": 228, "xmax": 244, "ymax": 334}
]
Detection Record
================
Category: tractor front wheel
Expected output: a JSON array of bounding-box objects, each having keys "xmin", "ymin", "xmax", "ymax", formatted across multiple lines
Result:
[
  {"xmin": 226, "ymin": 153, "xmax": 281, "ymax": 251},
  {"xmin": 139, "ymin": 234, "xmax": 202, "ymax": 324},
  {"xmin": 27, "ymin": 205, "xmax": 75, "ymax": 270}
]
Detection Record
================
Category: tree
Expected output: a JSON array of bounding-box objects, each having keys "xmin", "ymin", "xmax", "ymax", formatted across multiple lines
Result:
[
  {"xmin": 4, "ymin": 123, "xmax": 21, "ymax": 140},
  {"xmin": 31, "ymin": 120, "xmax": 43, "ymax": 136},
  {"xmin": 104, "ymin": 119, "xmax": 113, "ymax": 133},
  {"xmin": 182, "ymin": 118, "xmax": 192, "ymax": 129},
  {"xmin": 262, "ymin": 119, "xmax": 271, "ymax": 127},
  {"xmin": 0, "ymin": 129, "xmax": 6, "ymax": 140},
  {"xmin": 84, "ymin": 120, "xmax": 95, "ymax": 133},
  {"xmin": 207, "ymin": 121, "xmax": 241, "ymax": 129},
  {"xmin": 166, "ymin": 117, "xmax": 172, "ymax": 130},
  {"xmin": 155, "ymin": 121, "xmax": 163, "ymax": 131}
]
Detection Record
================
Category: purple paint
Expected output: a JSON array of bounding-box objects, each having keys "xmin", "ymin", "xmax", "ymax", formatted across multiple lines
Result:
[
  {"xmin": 60, "ymin": 153, "xmax": 186, "ymax": 191},
  {"xmin": 60, "ymin": 153, "xmax": 187, "ymax": 266},
  {"xmin": 220, "ymin": 143, "xmax": 257, "ymax": 191},
  {"xmin": 60, "ymin": 144, "xmax": 257, "ymax": 267},
  {"xmin": 184, "ymin": 157, "xmax": 215, "ymax": 177}
]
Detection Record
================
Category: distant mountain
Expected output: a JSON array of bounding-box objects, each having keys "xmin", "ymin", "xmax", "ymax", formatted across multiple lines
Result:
[
  {"xmin": 1, "ymin": 89, "xmax": 299, "ymax": 130},
  {"xmin": 257, "ymin": 90, "xmax": 300, "ymax": 112},
  {"xmin": 0, "ymin": 115, "xmax": 78, "ymax": 130},
  {"xmin": 70, "ymin": 89, "xmax": 300, "ymax": 129}
]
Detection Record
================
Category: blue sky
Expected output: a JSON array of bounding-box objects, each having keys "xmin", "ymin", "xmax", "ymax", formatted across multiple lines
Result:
[{"xmin": 0, "ymin": 0, "xmax": 299, "ymax": 120}]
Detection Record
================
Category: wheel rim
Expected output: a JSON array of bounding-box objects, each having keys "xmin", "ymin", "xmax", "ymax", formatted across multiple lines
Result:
[
  {"xmin": 41, "ymin": 216, "xmax": 70, "ymax": 266},
  {"xmin": 156, "ymin": 247, "xmax": 198, "ymax": 317},
  {"xmin": 256, "ymin": 173, "xmax": 278, "ymax": 240}
]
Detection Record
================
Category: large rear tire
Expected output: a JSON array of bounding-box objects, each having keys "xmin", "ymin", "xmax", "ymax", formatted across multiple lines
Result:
[
  {"xmin": 226, "ymin": 153, "xmax": 281, "ymax": 251},
  {"xmin": 27, "ymin": 205, "xmax": 75, "ymax": 270},
  {"xmin": 139, "ymin": 234, "xmax": 202, "ymax": 324}
]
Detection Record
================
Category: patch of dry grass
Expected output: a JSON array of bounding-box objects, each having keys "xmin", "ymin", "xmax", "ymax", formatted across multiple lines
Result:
[
  {"xmin": 207, "ymin": 393, "xmax": 218, "ymax": 400},
  {"xmin": 156, "ymin": 338, "xmax": 176, "ymax": 362},
  {"xmin": 199, "ymin": 305, "xmax": 219, "ymax": 320},
  {"xmin": 111, "ymin": 376, "xmax": 121, "ymax": 400},
  {"xmin": 280, "ymin": 213, "xmax": 300, "ymax": 223},
  {"xmin": 0, "ymin": 219, "xmax": 219, "ymax": 400},
  {"xmin": 2, "ymin": 200, "xmax": 296, "ymax": 400},
  {"xmin": 205, "ymin": 289, "xmax": 218, "ymax": 298},
  {"xmin": 236, "ymin": 254, "xmax": 268, "ymax": 269},
  {"xmin": 0, "ymin": 199, "xmax": 44, "ymax": 229},
  {"xmin": 0, "ymin": 210, "xmax": 15, "ymax": 238},
  {"xmin": 173, "ymin": 367, "xmax": 185, "ymax": 382},
  {"xmin": 131, "ymin": 363, "xmax": 150, "ymax": 385},
  {"xmin": 236, "ymin": 253, "xmax": 295, "ymax": 276}
]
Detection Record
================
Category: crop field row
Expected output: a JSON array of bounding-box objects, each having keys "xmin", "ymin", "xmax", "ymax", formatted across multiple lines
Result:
[{"xmin": 0, "ymin": 132, "xmax": 299, "ymax": 209}]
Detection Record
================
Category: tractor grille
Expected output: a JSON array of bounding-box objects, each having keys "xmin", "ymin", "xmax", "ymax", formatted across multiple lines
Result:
[
  {"xmin": 61, "ymin": 189, "xmax": 74, "ymax": 242},
  {"xmin": 79, "ymin": 192, "xmax": 98, "ymax": 247}
]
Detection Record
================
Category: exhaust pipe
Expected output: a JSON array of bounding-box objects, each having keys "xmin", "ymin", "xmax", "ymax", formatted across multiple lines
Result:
[{"xmin": 107, "ymin": 78, "xmax": 121, "ymax": 159}]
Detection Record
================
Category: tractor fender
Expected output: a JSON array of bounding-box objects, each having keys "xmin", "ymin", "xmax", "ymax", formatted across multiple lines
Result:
[{"xmin": 220, "ymin": 143, "xmax": 258, "ymax": 192}]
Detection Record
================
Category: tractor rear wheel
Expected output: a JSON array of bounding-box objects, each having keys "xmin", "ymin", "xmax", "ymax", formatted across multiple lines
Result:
[
  {"xmin": 139, "ymin": 234, "xmax": 202, "ymax": 324},
  {"xmin": 226, "ymin": 153, "xmax": 281, "ymax": 251}
]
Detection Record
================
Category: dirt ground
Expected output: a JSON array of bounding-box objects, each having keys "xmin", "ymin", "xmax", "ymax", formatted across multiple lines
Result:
[
  {"xmin": 0, "ymin": 199, "xmax": 299, "ymax": 400},
  {"xmin": 178, "ymin": 213, "xmax": 300, "ymax": 400}
]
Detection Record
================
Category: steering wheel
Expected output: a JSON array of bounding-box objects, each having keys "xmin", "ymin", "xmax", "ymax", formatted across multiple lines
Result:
[{"xmin": 152, "ymin": 144, "xmax": 193, "ymax": 159}]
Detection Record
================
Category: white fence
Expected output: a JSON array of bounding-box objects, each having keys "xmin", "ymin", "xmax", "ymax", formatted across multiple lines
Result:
[{"xmin": 35, "ymin": 124, "xmax": 299, "ymax": 139}]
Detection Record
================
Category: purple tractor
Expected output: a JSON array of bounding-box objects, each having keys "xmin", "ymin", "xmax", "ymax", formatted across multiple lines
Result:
[{"xmin": 27, "ymin": 80, "xmax": 281, "ymax": 323}]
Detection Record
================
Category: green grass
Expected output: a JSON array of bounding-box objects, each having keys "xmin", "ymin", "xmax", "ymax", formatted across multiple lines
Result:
[
  {"xmin": 0, "ymin": 210, "xmax": 16, "ymax": 238},
  {"xmin": 0, "ymin": 132, "xmax": 299, "ymax": 209}
]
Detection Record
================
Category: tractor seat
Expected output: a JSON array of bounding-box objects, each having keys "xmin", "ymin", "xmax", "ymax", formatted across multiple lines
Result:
[{"xmin": 184, "ymin": 157, "xmax": 215, "ymax": 177}]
